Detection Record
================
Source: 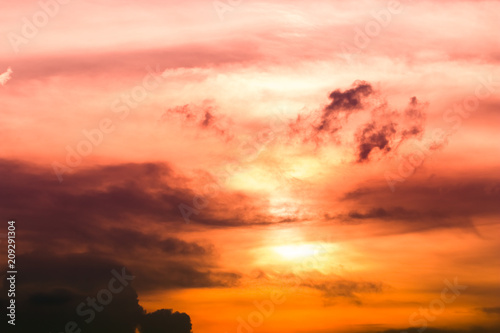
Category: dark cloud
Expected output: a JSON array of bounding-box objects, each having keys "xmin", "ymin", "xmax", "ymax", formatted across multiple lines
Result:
[
  {"xmin": 0, "ymin": 158, "xmax": 279, "ymax": 233},
  {"xmin": 160, "ymin": 101, "xmax": 232, "ymax": 139},
  {"xmin": 356, "ymin": 122, "xmax": 397, "ymax": 162},
  {"xmin": 346, "ymin": 206, "xmax": 448, "ymax": 222},
  {"xmin": 287, "ymin": 83, "xmax": 429, "ymax": 163},
  {"xmin": 131, "ymin": 260, "xmax": 240, "ymax": 292},
  {"xmin": 336, "ymin": 206, "xmax": 474, "ymax": 233},
  {"xmin": 0, "ymin": 160, "xmax": 193, "ymax": 229},
  {"xmin": 402, "ymin": 96, "xmax": 426, "ymax": 139},
  {"xmin": 479, "ymin": 306, "xmax": 500, "ymax": 315},
  {"xmin": 301, "ymin": 279, "xmax": 384, "ymax": 305},
  {"xmin": 254, "ymin": 270, "xmax": 385, "ymax": 306},
  {"xmin": 325, "ymin": 82, "xmax": 373, "ymax": 112},
  {"xmin": 202, "ymin": 110, "xmax": 214, "ymax": 127},
  {"xmin": 0, "ymin": 159, "xmax": 244, "ymax": 294},
  {"xmin": 338, "ymin": 177, "xmax": 500, "ymax": 233},
  {"xmin": 318, "ymin": 81, "xmax": 373, "ymax": 132},
  {"xmin": 100, "ymin": 227, "xmax": 212, "ymax": 257},
  {"xmin": 342, "ymin": 178, "xmax": 500, "ymax": 216},
  {"xmin": 29, "ymin": 288, "xmax": 74, "ymax": 306},
  {"xmin": 289, "ymin": 81, "xmax": 374, "ymax": 143},
  {"xmin": 13, "ymin": 252, "xmax": 134, "ymax": 292},
  {"xmin": 354, "ymin": 96, "xmax": 428, "ymax": 163}
]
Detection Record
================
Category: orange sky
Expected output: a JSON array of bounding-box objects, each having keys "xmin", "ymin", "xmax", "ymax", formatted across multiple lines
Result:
[{"xmin": 1, "ymin": 1, "xmax": 500, "ymax": 333}]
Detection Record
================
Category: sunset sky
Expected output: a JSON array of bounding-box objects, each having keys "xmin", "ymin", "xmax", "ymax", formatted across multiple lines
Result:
[{"xmin": 1, "ymin": 0, "xmax": 500, "ymax": 333}]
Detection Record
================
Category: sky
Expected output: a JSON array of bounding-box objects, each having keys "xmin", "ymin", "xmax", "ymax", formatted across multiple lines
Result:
[{"xmin": 0, "ymin": 0, "xmax": 500, "ymax": 332}]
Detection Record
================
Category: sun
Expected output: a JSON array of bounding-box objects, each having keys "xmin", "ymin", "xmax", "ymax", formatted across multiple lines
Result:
[
  {"xmin": 273, "ymin": 244, "xmax": 319, "ymax": 260},
  {"xmin": 251, "ymin": 228, "xmax": 339, "ymax": 274},
  {"xmin": 256, "ymin": 242, "xmax": 337, "ymax": 274}
]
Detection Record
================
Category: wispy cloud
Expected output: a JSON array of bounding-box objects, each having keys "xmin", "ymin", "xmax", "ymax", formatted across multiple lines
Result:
[{"xmin": 0, "ymin": 67, "xmax": 13, "ymax": 86}]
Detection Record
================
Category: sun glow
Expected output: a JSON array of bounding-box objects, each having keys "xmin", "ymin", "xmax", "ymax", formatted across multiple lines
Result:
[
  {"xmin": 273, "ymin": 244, "xmax": 319, "ymax": 260},
  {"xmin": 252, "ymin": 240, "xmax": 339, "ymax": 274}
]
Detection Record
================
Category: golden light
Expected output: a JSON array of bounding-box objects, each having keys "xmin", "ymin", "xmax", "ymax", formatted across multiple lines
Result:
[
  {"xmin": 273, "ymin": 244, "xmax": 319, "ymax": 260},
  {"xmin": 283, "ymin": 156, "xmax": 323, "ymax": 179},
  {"xmin": 253, "ymin": 239, "xmax": 338, "ymax": 275},
  {"xmin": 227, "ymin": 165, "xmax": 280, "ymax": 192}
]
